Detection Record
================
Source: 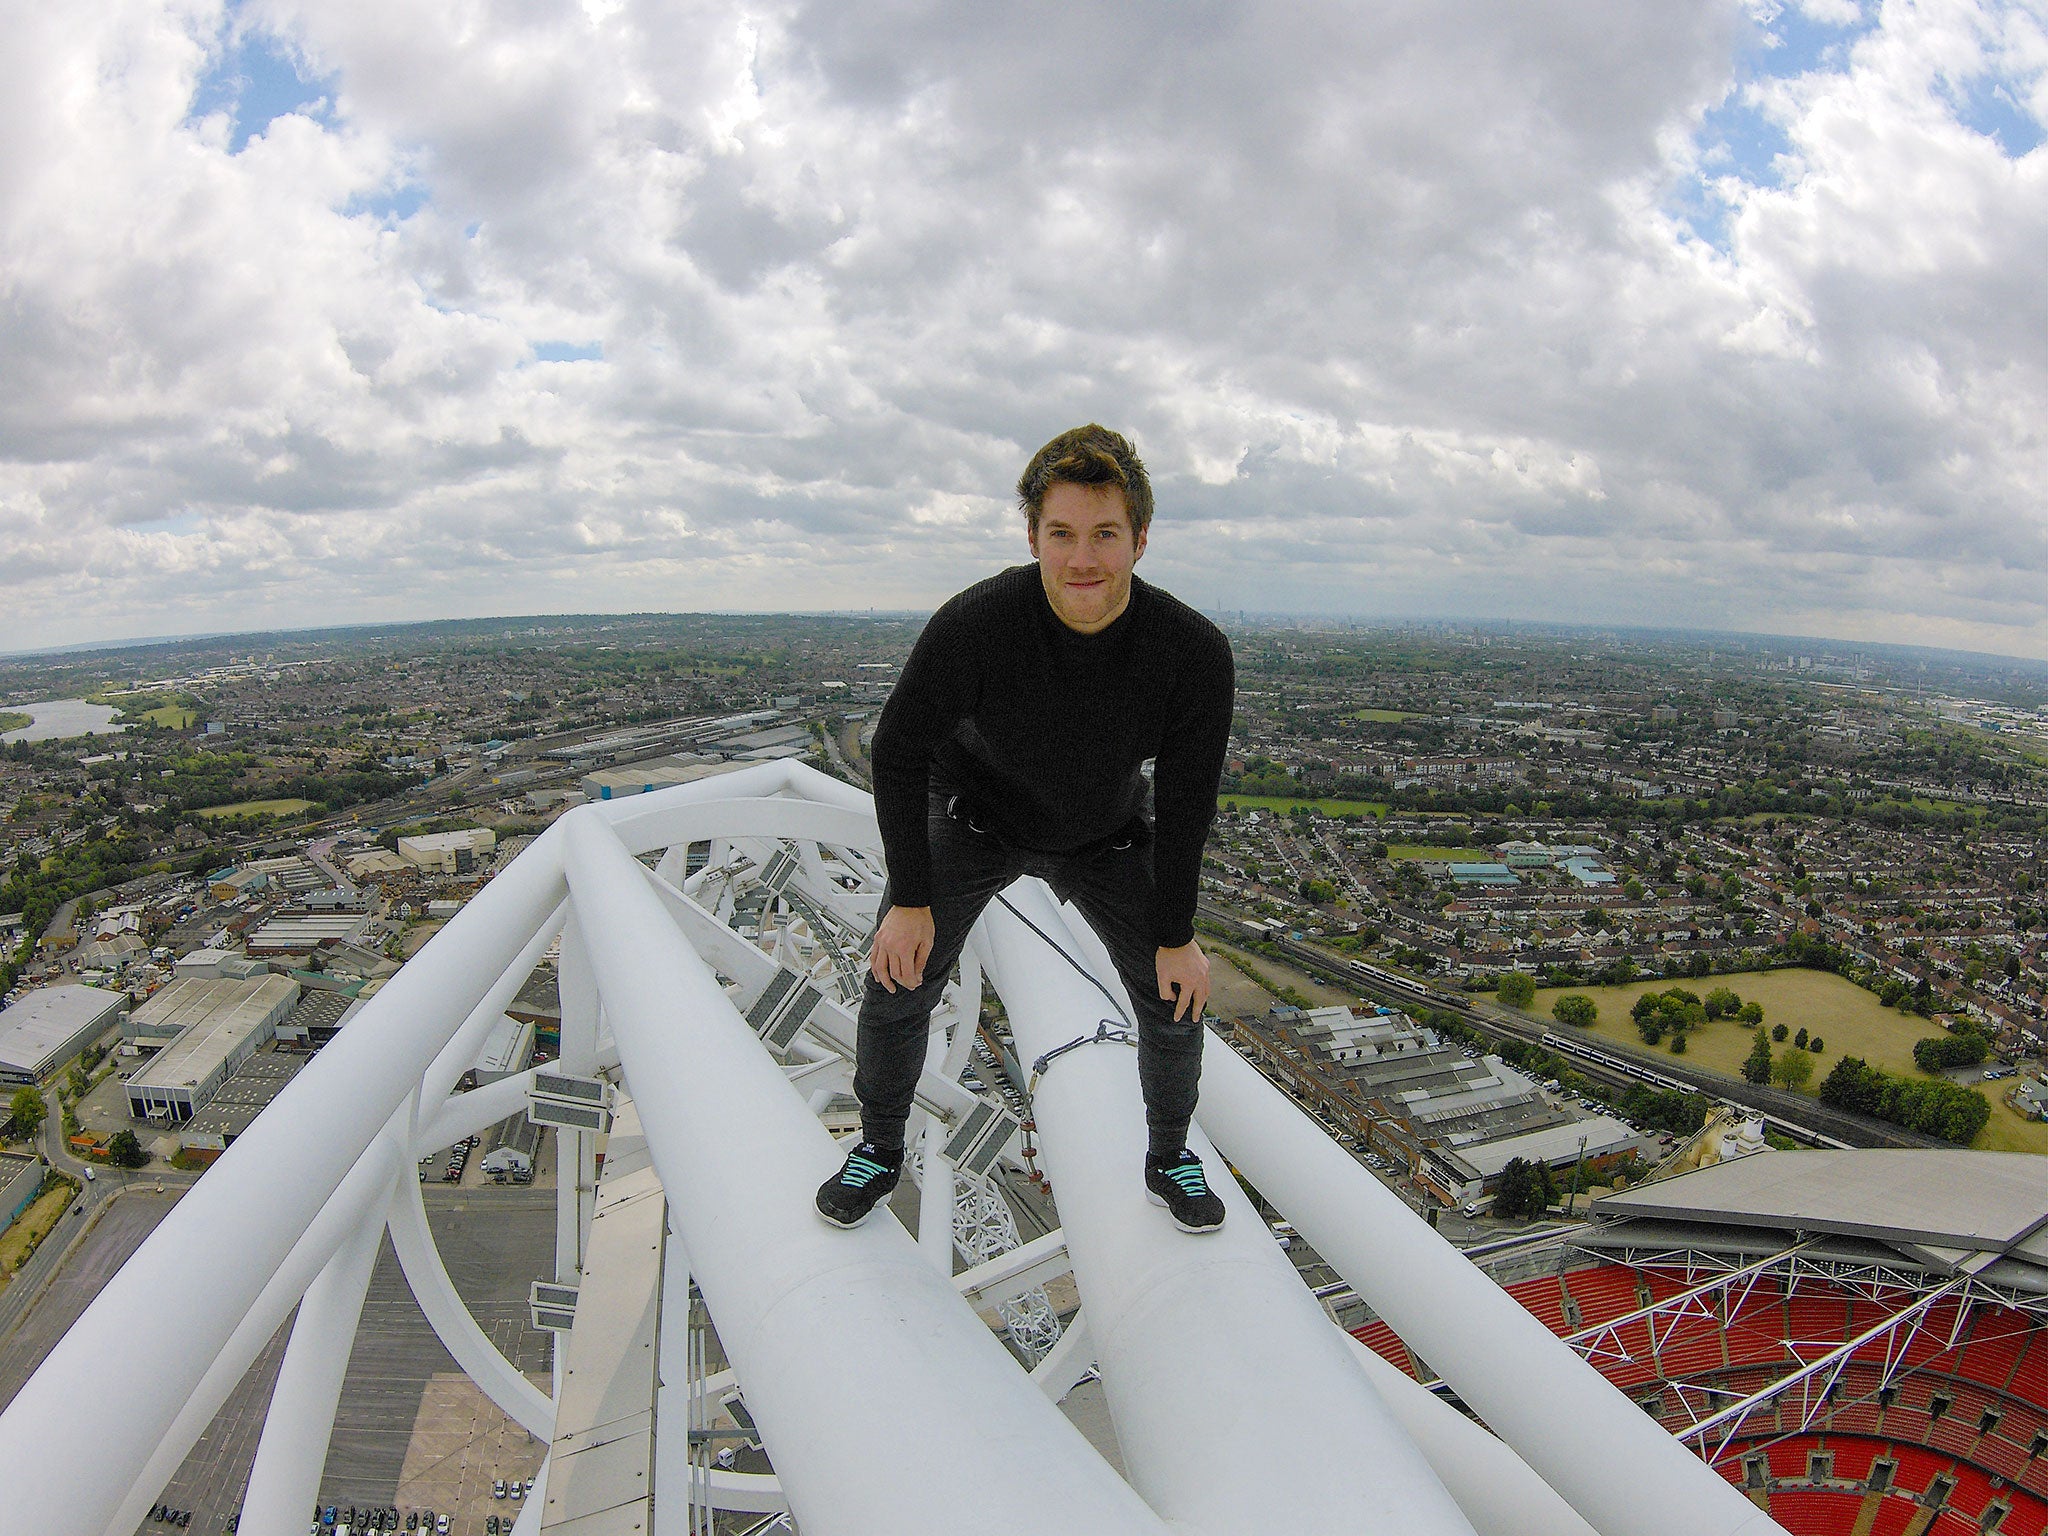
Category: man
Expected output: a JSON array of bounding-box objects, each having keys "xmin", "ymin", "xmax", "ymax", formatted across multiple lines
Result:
[{"xmin": 815, "ymin": 424, "xmax": 1236, "ymax": 1233}]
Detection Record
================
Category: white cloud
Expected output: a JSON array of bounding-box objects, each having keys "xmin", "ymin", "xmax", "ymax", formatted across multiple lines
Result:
[{"xmin": 1, "ymin": 0, "xmax": 2046, "ymax": 659}]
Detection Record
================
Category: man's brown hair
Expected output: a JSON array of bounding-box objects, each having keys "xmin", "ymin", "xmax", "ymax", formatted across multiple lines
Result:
[{"xmin": 1016, "ymin": 424, "xmax": 1154, "ymax": 538}]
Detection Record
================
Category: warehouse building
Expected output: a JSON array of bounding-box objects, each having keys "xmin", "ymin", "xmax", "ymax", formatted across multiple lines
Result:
[
  {"xmin": 1, "ymin": 1149, "xmax": 43, "ymax": 1226},
  {"xmin": 396, "ymin": 829, "xmax": 497, "ymax": 874},
  {"xmin": 581, "ymin": 755, "xmax": 739, "ymax": 801},
  {"xmin": 124, "ymin": 975, "xmax": 301, "ymax": 1124},
  {"xmin": 471, "ymin": 1014, "xmax": 536, "ymax": 1086},
  {"xmin": 245, "ymin": 912, "xmax": 374, "ymax": 956},
  {"xmin": 0, "ymin": 985, "xmax": 128, "ymax": 1087},
  {"xmin": 178, "ymin": 1052, "xmax": 306, "ymax": 1156}
]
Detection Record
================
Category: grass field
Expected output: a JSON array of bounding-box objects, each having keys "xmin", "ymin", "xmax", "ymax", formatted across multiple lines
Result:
[
  {"xmin": 0, "ymin": 1180, "xmax": 76, "ymax": 1288},
  {"xmin": 1221, "ymin": 794, "xmax": 1390, "ymax": 817},
  {"xmin": 0, "ymin": 711, "xmax": 30, "ymax": 733},
  {"xmin": 1387, "ymin": 844, "xmax": 1494, "ymax": 862},
  {"xmin": 1526, "ymin": 969, "xmax": 2048, "ymax": 1153},
  {"xmin": 140, "ymin": 704, "xmax": 196, "ymax": 728},
  {"xmin": 1352, "ymin": 708, "xmax": 1417, "ymax": 723},
  {"xmin": 193, "ymin": 797, "xmax": 319, "ymax": 820}
]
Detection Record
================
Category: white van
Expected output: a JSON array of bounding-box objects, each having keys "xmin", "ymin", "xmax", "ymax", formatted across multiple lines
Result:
[{"xmin": 83, "ymin": 1166, "xmax": 96, "ymax": 1182}]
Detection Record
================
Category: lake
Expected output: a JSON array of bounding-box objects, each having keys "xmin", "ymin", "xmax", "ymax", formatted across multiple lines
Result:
[{"xmin": 0, "ymin": 698, "xmax": 129, "ymax": 743}]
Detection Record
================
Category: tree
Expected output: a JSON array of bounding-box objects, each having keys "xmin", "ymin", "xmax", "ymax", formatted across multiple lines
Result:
[
  {"xmin": 1913, "ymin": 1032, "xmax": 1989, "ymax": 1073},
  {"xmin": 1809, "ymin": 1037, "xmax": 1824, "ymax": 1054},
  {"xmin": 1497, "ymin": 974, "xmax": 1536, "ymax": 1009},
  {"xmin": 1771, "ymin": 1022, "xmax": 1789, "ymax": 1042},
  {"xmin": 1771, "ymin": 1050, "xmax": 1814, "ymax": 1091},
  {"xmin": 8, "ymin": 1084, "xmax": 46, "ymax": 1138},
  {"xmin": 107, "ymin": 1129, "xmax": 148, "ymax": 1168},
  {"xmin": 1742, "ymin": 1029, "xmax": 1774, "ymax": 1085},
  {"xmin": 1820, "ymin": 1055, "xmax": 1886, "ymax": 1116},
  {"xmin": 1552, "ymin": 993, "xmax": 1598, "ymax": 1028},
  {"xmin": 1738, "ymin": 1000, "xmax": 1764, "ymax": 1026},
  {"xmin": 1794, "ymin": 1027, "xmax": 1810, "ymax": 1049},
  {"xmin": 1704, "ymin": 986, "xmax": 1740, "ymax": 1020},
  {"xmin": 1494, "ymin": 1158, "xmax": 1560, "ymax": 1219}
]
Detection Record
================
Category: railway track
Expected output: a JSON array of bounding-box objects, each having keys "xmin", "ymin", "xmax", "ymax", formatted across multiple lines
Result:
[{"xmin": 1196, "ymin": 903, "xmax": 1941, "ymax": 1151}]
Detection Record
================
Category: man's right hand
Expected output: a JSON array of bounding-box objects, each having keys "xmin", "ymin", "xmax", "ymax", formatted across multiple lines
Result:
[{"xmin": 870, "ymin": 905, "xmax": 935, "ymax": 992}]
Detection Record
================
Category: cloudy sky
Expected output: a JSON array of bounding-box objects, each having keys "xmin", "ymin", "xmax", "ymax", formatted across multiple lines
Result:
[{"xmin": 3, "ymin": 0, "xmax": 2045, "ymax": 657}]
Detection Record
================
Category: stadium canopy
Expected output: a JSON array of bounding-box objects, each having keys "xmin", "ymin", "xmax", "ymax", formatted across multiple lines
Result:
[{"xmin": 1582, "ymin": 1150, "xmax": 2048, "ymax": 1294}]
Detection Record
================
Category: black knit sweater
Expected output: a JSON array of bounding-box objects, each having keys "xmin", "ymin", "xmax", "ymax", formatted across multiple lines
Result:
[{"xmin": 869, "ymin": 565, "xmax": 1235, "ymax": 948}]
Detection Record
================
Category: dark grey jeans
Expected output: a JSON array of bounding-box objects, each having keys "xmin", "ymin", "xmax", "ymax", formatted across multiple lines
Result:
[{"xmin": 853, "ymin": 795, "xmax": 1204, "ymax": 1154}]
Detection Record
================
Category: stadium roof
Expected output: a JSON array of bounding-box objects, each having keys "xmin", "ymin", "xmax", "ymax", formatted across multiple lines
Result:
[{"xmin": 1583, "ymin": 1149, "xmax": 2048, "ymax": 1292}]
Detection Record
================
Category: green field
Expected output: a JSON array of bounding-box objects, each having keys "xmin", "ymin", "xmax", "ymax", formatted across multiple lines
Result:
[
  {"xmin": 1387, "ymin": 844, "xmax": 1494, "ymax": 862},
  {"xmin": 141, "ymin": 704, "xmax": 196, "ymax": 728},
  {"xmin": 1221, "ymin": 795, "xmax": 1390, "ymax": 818},
  {"xmin": 1526, "ymin": 968, "xmax": 2047, "ymax": 1152},
  {"xmin": 193, "ymin": 797, "xmax": 319, "ymax": 820},
  {"xmin": 1352, "ymin": 708, "xmax": 1417, "ymax": 723},
  {"xmin": 0, "ymin": 711, "xmax": 29, "ymax": 733}
]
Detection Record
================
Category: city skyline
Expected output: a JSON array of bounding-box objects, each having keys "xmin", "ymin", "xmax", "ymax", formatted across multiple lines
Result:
[{"xmin": 4, "ymin": 1, "xmax": 2046, "ymax": 656}]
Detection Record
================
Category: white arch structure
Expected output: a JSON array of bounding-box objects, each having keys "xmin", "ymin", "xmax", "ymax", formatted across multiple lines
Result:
[{"xmin": 0, "ymin": 762, "xmax": 1790, "ymax": 1536}]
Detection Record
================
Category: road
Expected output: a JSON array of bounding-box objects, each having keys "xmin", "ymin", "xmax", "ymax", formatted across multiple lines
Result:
[{"xmin": 0, "ymin": 1111, "xmax": 192, "ymax": 1342}]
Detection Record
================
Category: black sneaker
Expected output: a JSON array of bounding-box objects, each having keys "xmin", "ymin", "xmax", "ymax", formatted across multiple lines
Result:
[
  {"xmin": 1145, "ymin": 1148, "xmax": 1226, "ymax": 1233},
  {"xmin": 815, "ymin": 1141, "xmax": 902, "ymax": 1228}
]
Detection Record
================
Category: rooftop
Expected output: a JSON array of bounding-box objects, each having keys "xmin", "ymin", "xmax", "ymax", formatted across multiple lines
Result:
[
  {"xmin": 1586, "ymin": 1149, "xmax": 2048, "ymax": 1291},
  {"xmin": 0, "ymin": 985, "xmax": 127, "ymax": 1076},
  {"xmin": 126, "ymin": 976, "xmax": 300, "ymax": 1093}
]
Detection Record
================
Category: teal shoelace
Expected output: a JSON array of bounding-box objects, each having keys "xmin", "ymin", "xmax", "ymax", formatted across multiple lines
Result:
[{"xmin": 840, "ymin": 1151, "xmax": 894, "ymax": 1189}]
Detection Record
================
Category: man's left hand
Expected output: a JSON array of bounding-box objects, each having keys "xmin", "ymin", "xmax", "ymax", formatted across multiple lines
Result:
[{"xmin": 1156, "ymin": 939, "xmax": 1210, "ymax": 1022}]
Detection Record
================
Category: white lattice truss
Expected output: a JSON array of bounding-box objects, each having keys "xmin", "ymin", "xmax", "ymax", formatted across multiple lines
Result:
[
  {"xmin": 1555, "ymin": 1236, "xmax": 2048, "ymax": 1469},
  {"xmin": 0, "ymin": 764, "xmax": 1797, "ymax": 1536}
]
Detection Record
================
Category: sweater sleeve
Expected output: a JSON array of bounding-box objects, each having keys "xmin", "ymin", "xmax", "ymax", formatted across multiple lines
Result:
[
  {"xmin": 867, "ymin": 598, "xmax": 979, "ymax": 908},
  {"xmin": 1148, "ymin": 623, "xmax": 1235, "ymax": 947}
]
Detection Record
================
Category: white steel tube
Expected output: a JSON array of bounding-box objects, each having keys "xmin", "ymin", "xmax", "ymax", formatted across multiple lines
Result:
[
  {"xmin": 416, "ymin": 1066, "xmax": 538, "ymax": 1153},
  {"xmin": 418, "ymin": 896, "xmax": 567, "ymax": 1111},
  {"xmin": 917, "ymin": 1121, "xmax": 954, "ymax": 1269},
  {"xmin": 1195, "ymin": 1035, "xmax": 1788, "ymax": 1536},
  {"xmin": 388, "ymin": 1158, "xmax": 556, "ymax": 1438},
  {"xmin": 240, "ymin": 1140, "xmax": 403, "ymax": 1532},
  {"xmin": 977, "ymin": 880, "xmax": 1477, "ymax": 1536},
  {"xmin": 93, "ymin": 1125, "xmax": 411, "ymax": 1536},
  {"xmin": 558, "ymin": 812, "xmax": 1166, "ymax": 1536},
  {"xmin": 1344, "ymin": 1336, "xmax": 1600, "ymax": 1536},
  {"xmin": 0, "ymin": 831, "xmax": 570, "ymax": 1535}
]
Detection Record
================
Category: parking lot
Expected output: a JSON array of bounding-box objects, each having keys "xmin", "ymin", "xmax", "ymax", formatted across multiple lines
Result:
[{"xmin": 1, "ymin": 1184, "xmax": 555, "ymax": 1535}]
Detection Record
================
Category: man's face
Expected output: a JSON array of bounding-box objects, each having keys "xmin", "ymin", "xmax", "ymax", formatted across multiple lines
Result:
[{"xmin": 1028, "ymin": 481, "xmax": 1147, "ymax": 634}]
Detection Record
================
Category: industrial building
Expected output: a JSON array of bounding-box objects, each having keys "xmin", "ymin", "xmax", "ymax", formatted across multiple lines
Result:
[
  {"xmin": 123, "ymin": 975, "xmax": 300, "ymax": 1124},
  {"xmin": 0, "ymin": 985, "xmax": 128, "ymax": 1087},
  {"xmin": 396, "ymin": 828, "xmax": 497, "ymax": 873},
  {"xmin": 1230, "ymin": 1002, "xmax": 1648, "ymax": 1205},
  {"xmin": 0, "ymin": 1149, "xmax": 43, "ymax": 1226},
  {"xmin": 581, "ymin": 755, "xmax": 741, "ymax": 801},
  {"xmin": 470, "ymin": 1013, "xmax": 535, "ymax": 1085},
  {"xmin": 171, "ymin": 951, "xmax": 271, "ymax": 983},
  {"xmin": 244, "ymin": 912, "xmax": 374, "ymax": 955},
  {"xmin": 177, "ymin": 1052, "xmax": 306, "ymax": 1156}
]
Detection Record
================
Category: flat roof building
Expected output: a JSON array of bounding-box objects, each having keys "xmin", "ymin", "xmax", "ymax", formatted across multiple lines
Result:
[
  {"xmin": 124, "ymin": 975, "xmax": 300, "ymax": 1124},
  {"xmin": 1, "ymin": 1148, "xmax": 44, "ymax": 1226},
  {"xmin": 179, "ymin": 1051, "xmax": 307, "ymax": 1153},
  {"xmin": 0, "ymin": 985, "xmax": 128, "ymax": 1087},
  {"xmin": 581, "ymin": 756, "xmax": 742, "ymax": 801},
  {"xmin": 472, "ymin": 1014, "xmax": 535, "ymax": 1085},
  {"xmin": 245, "ymin": 913, "xmax": 373, "ymax": 955},
  {"xmin": 396, "ymin": 829, "xmax": 497, "ymax": 874}
]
